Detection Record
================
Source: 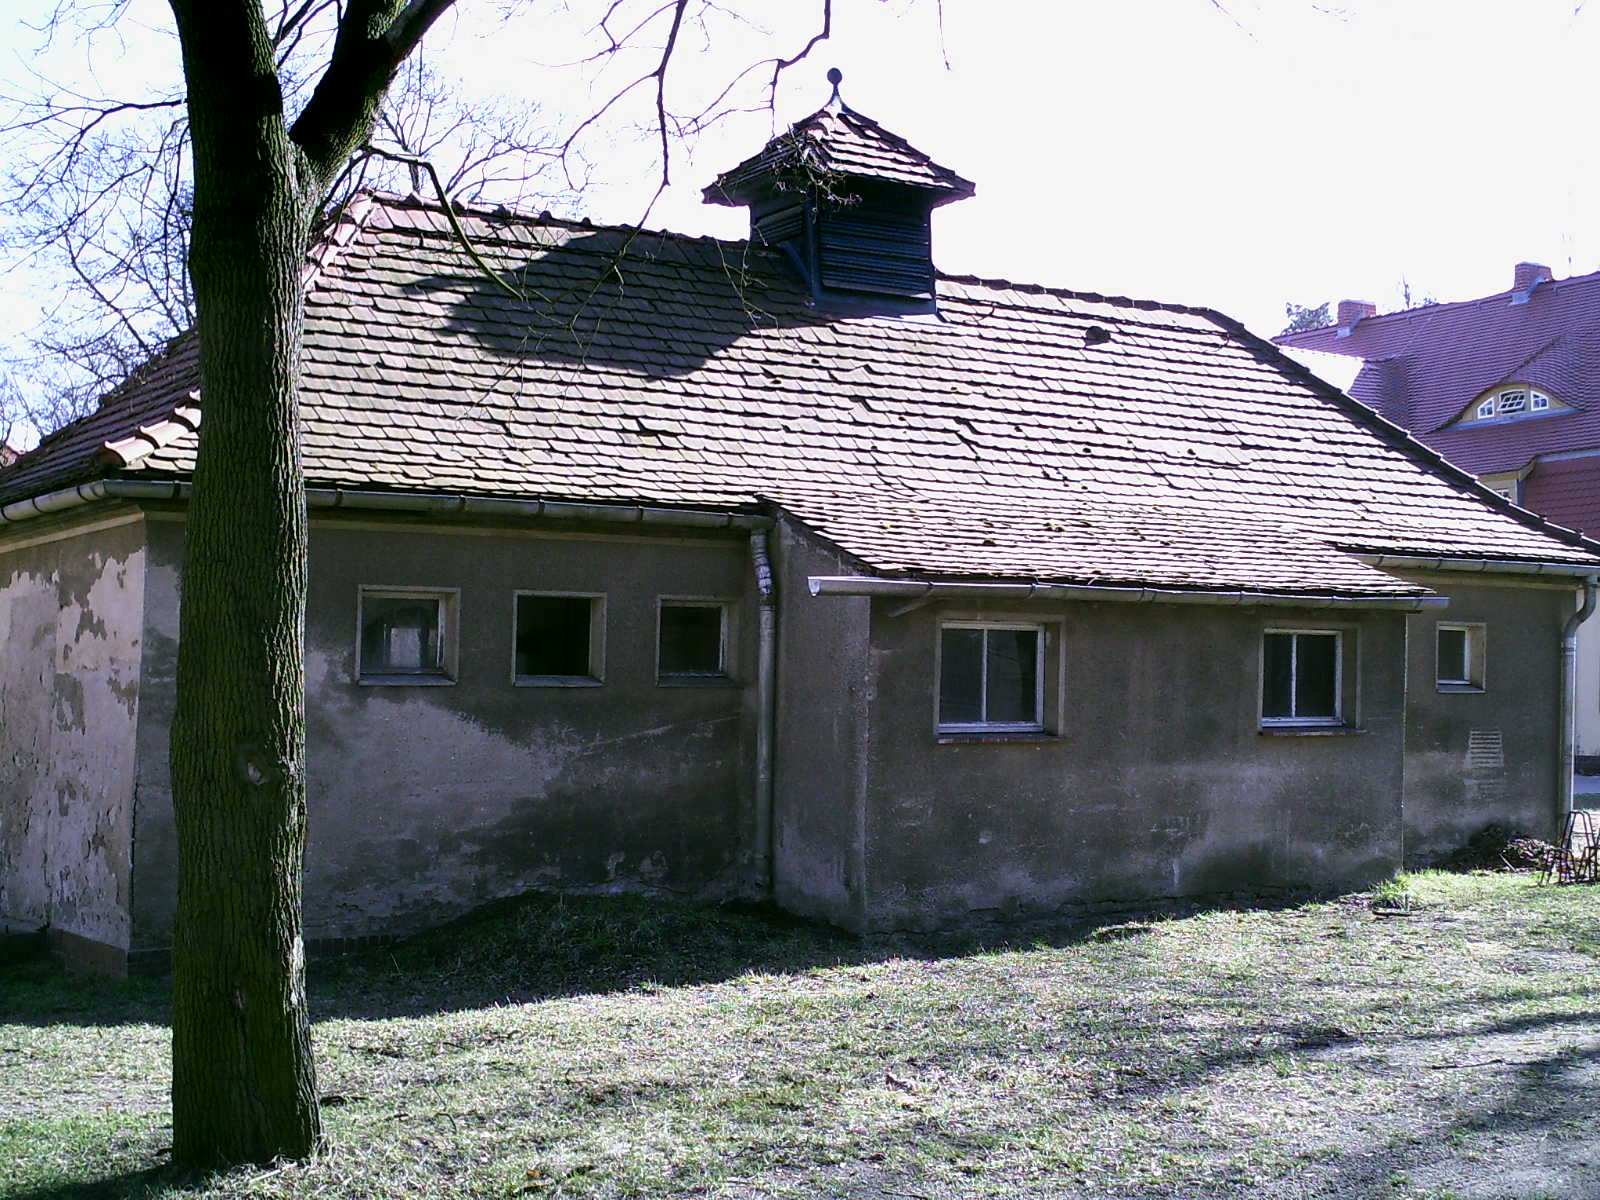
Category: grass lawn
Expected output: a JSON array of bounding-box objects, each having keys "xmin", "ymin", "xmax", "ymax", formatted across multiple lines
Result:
[{"xmin": 4, "ymin": 872, "xmax": 1600, "ymax": 1200}]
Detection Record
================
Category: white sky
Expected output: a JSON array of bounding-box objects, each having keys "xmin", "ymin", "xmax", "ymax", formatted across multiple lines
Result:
[{"xmin": 4, "ymin": 0, "xmax": 1599, "ymax": 368}]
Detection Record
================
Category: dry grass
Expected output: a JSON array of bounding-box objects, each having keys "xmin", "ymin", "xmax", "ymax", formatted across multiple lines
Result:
[{"xmin": 4, "ymin": 873, "xmax": 1600, "ymax": 1199}]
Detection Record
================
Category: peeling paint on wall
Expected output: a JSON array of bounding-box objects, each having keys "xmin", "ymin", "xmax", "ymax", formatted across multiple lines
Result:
[{"xmin": 0, "ymin": 518, "xmax": 145, "ymax": 957}]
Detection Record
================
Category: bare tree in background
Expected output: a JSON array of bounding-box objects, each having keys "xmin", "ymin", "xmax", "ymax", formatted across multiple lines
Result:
[
  {"xmin": 3, "ymin": 29, "xmax": 564, "ymax": 438},
  {"xmin": 4, "ymin": 0, "xmax": 834, "ymax": 1170}
]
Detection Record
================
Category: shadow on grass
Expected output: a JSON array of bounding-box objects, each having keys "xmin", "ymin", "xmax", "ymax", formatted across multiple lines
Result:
[
  {"xmin": 3, "ymin": 887, "xmax": 1283, "ymax": 1027},
  {"xmin": 308, "ymin": 889, "xmax": 1201, "ymax": 1020},
  {"xmin": 3, "ymin": 1166, "xmax": 174, "ymax": 1200}
]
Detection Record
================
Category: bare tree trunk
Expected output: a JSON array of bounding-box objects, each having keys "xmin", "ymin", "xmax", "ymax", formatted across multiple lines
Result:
[{"xmin": 166, "ymin": 2, "xmax": 319, "ymax": 1167}]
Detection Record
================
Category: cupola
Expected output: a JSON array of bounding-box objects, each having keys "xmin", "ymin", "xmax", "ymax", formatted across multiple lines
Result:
[{"xmin": 703, "ymin": 70, "xmax": 975, "ymax": 311}]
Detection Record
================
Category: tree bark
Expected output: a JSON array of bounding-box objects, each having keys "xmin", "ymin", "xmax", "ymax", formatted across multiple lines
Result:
[
  {"xmin": 162, "ymin": 0, "xmax": 458, "ymax": 1168},
  {"xmin": 166, "ymin": 1, "xmax": 319, "ymax": 1167}
]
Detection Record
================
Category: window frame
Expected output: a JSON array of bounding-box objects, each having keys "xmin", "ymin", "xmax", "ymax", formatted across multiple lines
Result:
[
  {"xmin": 356, "ymin": 585, "xmax": 459, "ymax": 686},
  {"xmin": 511, "ymin": 590, "xmax": 606, "ymax": 687},
  {"xmin": 656, "ymin": 597, "xmax": 736, "ymax": 685},
  {"xmin": 936, "ymin": 620, "xmax": 1048, "ymax": 734},
  {"xmin": 1260, "ymin": 627, "xmax": 1346, "ymax": 729},
  {"xmin": 1435, "ymin": 621, "xmax": 1486, "ymax": 692}
]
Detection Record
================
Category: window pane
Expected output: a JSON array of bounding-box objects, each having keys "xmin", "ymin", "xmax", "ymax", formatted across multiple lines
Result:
[
  {"xmin": 1437, "ymin": 627, "xmax": 1468, "ymax": 682},
  {"xmin": 660, "ymin": 605, "xmax": 724, "ymax": 675},
  {"xmin": 1294, "ymin": 633, "xmax": 1339, "ymax": 719},
  {"xmin": 517, "ymin": 595, "xmax": 593, "ymax": 677},
  {"xmin": 1262, "ymin": 632, "xmax": 1293, "ymax": 718},
  {"xmin": 939, "ymin": 628, "xmax": 983, "ymax": 725},
  {"xmin": 985, "ymin": 629, "xmax": 1039, "ymax": 724},
  {"xmin": 362, "ymin": 596, "xmax": 441, "ymax": 673}
]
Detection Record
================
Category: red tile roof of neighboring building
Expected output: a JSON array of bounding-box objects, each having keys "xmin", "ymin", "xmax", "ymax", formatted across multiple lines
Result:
[
  {"xmin": 3, "ymin": 193, "xmax": 1596, "ymax": 595},
  {"xmin": 1522, "ymin": 454, "xmax": 1600, "ymax": 537},
  {"xmin": 1275, "ymin": 269, "xmax": 1600, "ymax": 478}
]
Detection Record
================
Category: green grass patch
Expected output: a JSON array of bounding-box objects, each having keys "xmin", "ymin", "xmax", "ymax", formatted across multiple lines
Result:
[{"xmin": 5, "ymin": 875, "xmax": 1600, "ymax": 1199}]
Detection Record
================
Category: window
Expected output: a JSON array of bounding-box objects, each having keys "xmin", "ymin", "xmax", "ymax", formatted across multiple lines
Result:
[
  {"xmin": 938, "ymin": 622, "xmax": 1044, "ymax": 732},
  {"xmin": 1262, "ymin": 629, "xmax": 1342, "ymax": 726},
  {"xmin": 515, "ymin": 593, "xmax": 604, "ymax": 685},
  {"xmin": 658, "ymin": 601, "xmax": 731, "ymax": 682},
  {"xmin": 358, "ymin": 587, "xmax": 456, "ymax": 683},
  {"xmin": 1465, "ymin": 386, "xmax": 1558, "ymax": 424},
  {"xmin": 1436, "ymin": 622, "xmax": 1485, "ymax": 691}
]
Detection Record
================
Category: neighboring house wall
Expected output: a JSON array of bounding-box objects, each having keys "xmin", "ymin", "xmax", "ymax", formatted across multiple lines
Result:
[
  {"xmin": 1400, "ymin": 578, "xmax": 1570, "ymax": 861},
  {"xmin": 0, "ymin": 511, "xmax": 145, "ymax": 971},
  {"xmin": 858, "ymin": 600, "xmax": 1407, "ymax": 933},
  {"xmin": 127, "ymin": 513, "xmax": 760, "ymax": 962}
]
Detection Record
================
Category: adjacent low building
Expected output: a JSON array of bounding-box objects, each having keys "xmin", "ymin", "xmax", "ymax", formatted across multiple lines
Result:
[{"xmin": 5, "ymin": 89, "xmax": 1599, "ymax": 973}]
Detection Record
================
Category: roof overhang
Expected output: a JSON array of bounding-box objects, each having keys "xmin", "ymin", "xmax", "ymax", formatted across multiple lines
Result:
[
  {"xmin": 806, "ymin": 575, "xmax": 1448, "ymax": 612},
  {"xmin": 1353, "ymin": 552, "xmax": 1600, "ymax": 580},
  {"xmin": 0, "ymin": 479, "xmax": 772, "ymax": 534}
]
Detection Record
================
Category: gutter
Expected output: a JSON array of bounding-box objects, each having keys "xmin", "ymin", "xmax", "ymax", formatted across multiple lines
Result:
[
  {"xmin": 1355, "ymin": 552, "xmax": 1600, "ymax": 580},
  {"xmin": 806, "ymin": 576, "xmax": 1450, "ymax": 612},
  {"xmin": 1560, "ymin": 578, "xmax": 1600, "ymax": 833},
  {"xmin": 749, "ymin": 532, "xmax": 777, "ymax": 897},
  {"xmin": 0, "ymin": 478, "xmax": 772, "ymax": 532}
]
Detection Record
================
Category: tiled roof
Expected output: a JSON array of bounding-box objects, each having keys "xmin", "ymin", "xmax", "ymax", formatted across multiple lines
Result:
[
  {"xmin": 1523, "ymin": 454, "xmax": 1600, "ymax": 537},
  {"xmin": 0, "ymin": 331, "xmax": 199, "ymax": 504},
  {"xmin": 1275, "ymin": 271, "xmax": 1600, "ymax": 476},
  {"xmin": 3, "ymin": 192, "xmax": 1596, "ymax": 594},
  {"xmin": 705, "ymin": 104, "xmax": 975, "ymax": 205}
]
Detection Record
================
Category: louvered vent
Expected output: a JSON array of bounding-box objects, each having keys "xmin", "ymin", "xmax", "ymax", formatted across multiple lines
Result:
[
  {"xmin": 816, "ymin": 209, "xmax": 933, "ymax": 299},
  {"xmin": 754, "ymin": 206, "xmax": 805, "ymax": 248}
]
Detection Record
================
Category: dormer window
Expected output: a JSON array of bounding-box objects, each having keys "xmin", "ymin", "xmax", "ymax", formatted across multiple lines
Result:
[{"xmin": 1459, "ymin": 386, "xmax": 1560, "ymax": 426}]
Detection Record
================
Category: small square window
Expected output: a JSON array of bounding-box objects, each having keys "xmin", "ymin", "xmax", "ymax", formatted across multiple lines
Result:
[
  {"xmin": 1476, "ymin": 398, "xmax": 1496, "ymax": 419},
  {"xmin": 1262, "ymin": 629, "xmax": 1342, "ymax": 725},
  {"xmin": 515, "ymin": 593, "xmax": 604, "ymax": 685},
  {"xmin": 938, "ymin": 623, "xmax": 1044, "ymax": 731},
  {"xmin": 358, "ymin": 588, "xmax": 457, "ymax": 684},
  {"xmin": 1497, "ymin": 391, "xmax": 1527, "ymax": 414},
  {"xmin": 658, "ymin": 602, "xmax": 730, "ymax": 682},
  {"xmin": 1436, "ymin": 622, "xmax": 1485, "ymax": 690},
  {"xmin": 1531, "ymin": 391, "xmax": 1550, "ymax": 411}
]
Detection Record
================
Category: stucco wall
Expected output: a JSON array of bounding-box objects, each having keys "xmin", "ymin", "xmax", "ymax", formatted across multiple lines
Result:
[
  {"xmin": 0, "ymin": 512, "xmax": 145, "ymax": 968},
  {"xmin": 131, "ymin": 515, "xmax": 756, "ymax": 951},
  {"xmin": 858, "ymin": 599, "xmax": 1406, "ymax": 932},
  {"xmin": 769, "ymin": 520, "xmax": 872, "ymax": 928},
  {"xmin": 1401, "ymin": 578, "xmax": 1571, "ymax": 860}
]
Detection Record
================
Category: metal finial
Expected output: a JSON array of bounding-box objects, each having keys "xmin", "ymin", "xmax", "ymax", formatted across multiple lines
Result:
[{"xmin": 826, "ymin": 67, "xmax": 844, "ymax": 108}]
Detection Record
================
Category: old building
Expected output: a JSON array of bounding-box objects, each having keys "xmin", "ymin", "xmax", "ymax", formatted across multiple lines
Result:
[
  {"xmin": 5, "ymin": 90, "xmax": 1599, "ymax": 974},
  {"xmin": 1277, "ymin": 271, "xmax": 1600, "ymax": 764}
]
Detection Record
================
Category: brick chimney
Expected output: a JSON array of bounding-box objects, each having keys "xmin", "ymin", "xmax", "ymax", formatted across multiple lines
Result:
[
  {"xmin": 1514, "ymin": 262, "xmax": 1553, "ymax": 291},
  {"xmin": 1510, "ymin": 262, "xmax": 1553, "ymax": 305},
  {"xmin": 1336, "ymin": 299, "xmax": 1376, "ymax": 337}
]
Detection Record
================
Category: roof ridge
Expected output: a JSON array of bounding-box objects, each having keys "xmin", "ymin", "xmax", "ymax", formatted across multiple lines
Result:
[
  {"xmin": 370, "ymin": 189, "xmax": 759, "ymax": 255},
  {"xmin": 302, "ymin": 191, "xmax": 383, "ymax": 291},
  {"xmin": 362, "ymin": 194, "xmax": 1224, "ymax": 320},
  {"xmin": 1278, "ymin": 266, "xmax": 1600, "ymax": 345}
]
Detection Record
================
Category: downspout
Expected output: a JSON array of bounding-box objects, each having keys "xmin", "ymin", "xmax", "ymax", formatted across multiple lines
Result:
[
  {"xmin": 1559, "ymin": 576, "xmax": 1599, "ymax": 831},
  {"xmin": 750, "ymin": 531, "xmax": 777, "ymax": 897}
]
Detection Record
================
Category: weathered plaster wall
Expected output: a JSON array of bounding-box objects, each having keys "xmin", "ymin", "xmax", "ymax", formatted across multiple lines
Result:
[
  {"xmin": 1401, "ymin": 578, "xmax": 1570, "ymax": 860},
  {"xmin": 859, "ymin": 600, "xmax": 1407, "ymax": 932},
  {"xmin": 132, "ymin": 516, "xmax": 756, "ymax": 950},
  {"xmin": 0, "ymin": 513, "xmax": 145, "ymax": 969},
  {"xmin": 769, "ymin": 520, "xmax": 872, "ymax": 928}
]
